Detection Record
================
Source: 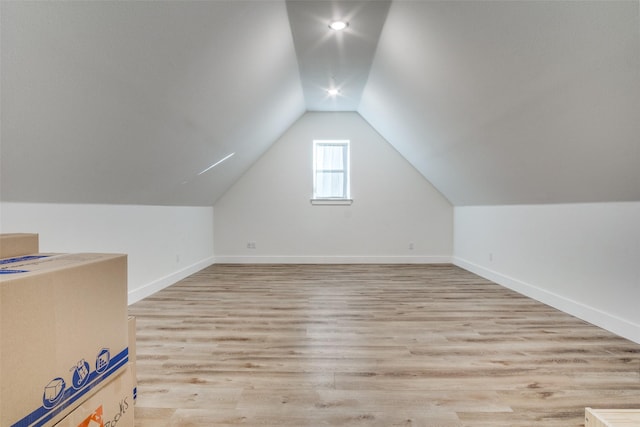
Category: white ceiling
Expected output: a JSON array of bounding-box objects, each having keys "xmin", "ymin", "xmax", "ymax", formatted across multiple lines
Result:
[
  {"xmin": 359, "ymin": 1, "xmax": 640, "ymax": 205},
  {"xmin": 1, "ymin": 1, "xmax": 305, "ymax": 206},
  {"xmin": 1, "ymin": 1, "xmax": 638, "ymax": 207}
]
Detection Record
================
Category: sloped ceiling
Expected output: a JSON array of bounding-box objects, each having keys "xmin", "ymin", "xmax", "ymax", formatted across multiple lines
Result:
[
  {"xmin": 1, "ymin": 1, "xmax": 305, "ymax": 206},
  {"xmin": 360, "ymin": 0, "xmax": 640, "ymax": 205},
  {"xmin": 1, "ymin": 1, "xmax": 639, "ymax": 207}
]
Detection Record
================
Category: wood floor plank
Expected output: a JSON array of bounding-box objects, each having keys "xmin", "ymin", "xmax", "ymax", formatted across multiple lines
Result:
[{"xmin": 129, "ymin": 264, "xmax": 640, "ymax": 426}]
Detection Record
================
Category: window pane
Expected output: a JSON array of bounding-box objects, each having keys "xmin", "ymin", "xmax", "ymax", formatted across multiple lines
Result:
[
  {"xmin": 316, "ymin": 172, "xmax": 344, "ymax": 198},
  {"xmin": 316, "ymin": 145, "xmax": 344, "ymax": 170}
]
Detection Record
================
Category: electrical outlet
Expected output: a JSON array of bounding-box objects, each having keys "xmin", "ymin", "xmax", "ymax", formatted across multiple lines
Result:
[
  {"xmin": 247, "ymin": 241, "xmax": 256, "ymax": 249},
  {"xmin": 408, "ymin": 242, "xmax": 414, "ymax": 250},
  {"xmin": 489, "ymin": 252, "xmax": 493, "ymax": 262}
]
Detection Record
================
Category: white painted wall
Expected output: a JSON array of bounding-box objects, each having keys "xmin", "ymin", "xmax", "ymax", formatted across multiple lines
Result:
[
  {"xmin": 454, "ymin": 203, "xmax": 640, "ymax": 344},
  {"xmin": 0, "ymin": 202, "xmax": 214, "ymax": 304},
  {"xmin": 214, "ymin": 112, "xmax": 453, "ymax": 263}
]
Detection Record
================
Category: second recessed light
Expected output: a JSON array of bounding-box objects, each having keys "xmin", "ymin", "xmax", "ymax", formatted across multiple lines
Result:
[{"xmin": 329, "ymin": 20, "xmax": 348, "ymax": 31}]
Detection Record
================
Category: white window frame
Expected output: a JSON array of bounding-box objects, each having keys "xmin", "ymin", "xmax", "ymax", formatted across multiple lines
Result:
[{"xmin": 311, "ymin": 139, "xmax": 352, "ymax": 205}]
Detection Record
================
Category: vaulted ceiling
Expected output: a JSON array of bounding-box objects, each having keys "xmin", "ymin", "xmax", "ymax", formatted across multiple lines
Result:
[{"xmin": 1, "ymin": 1, "xmax": 638, "ymax": 207}]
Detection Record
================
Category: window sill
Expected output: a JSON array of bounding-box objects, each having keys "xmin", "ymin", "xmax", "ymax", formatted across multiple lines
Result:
[{"xmin": 310, "ymin": 199, "xmax": 353, "ymax": 206}]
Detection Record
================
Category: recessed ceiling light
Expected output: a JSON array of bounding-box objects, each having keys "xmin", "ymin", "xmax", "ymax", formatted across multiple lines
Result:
[
  {"xmin": 329, "ymin": 21, "xmax": 348, "ymax": 31},
  {"xmin": 327, "ymin": 88, "xmax": 340, "ymax": 96}
]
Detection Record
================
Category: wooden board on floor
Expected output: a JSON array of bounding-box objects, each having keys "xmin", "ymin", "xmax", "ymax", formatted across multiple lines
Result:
[{"xmin": 585, "ymin": 408, "xmax": 640, "ymax": 427}]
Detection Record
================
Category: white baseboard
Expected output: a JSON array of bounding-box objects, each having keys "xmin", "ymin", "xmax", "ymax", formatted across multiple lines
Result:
[
  {"xmin": 453, "ymin": 257, "xmax": 640, "ymax": 345},
  {"xmin": 214, "ymin": 255, "xmax": 452, "ymax": 264},
  {"xmin": 128, "ymin": 256, "xmax": 215, "ymax": 305}
]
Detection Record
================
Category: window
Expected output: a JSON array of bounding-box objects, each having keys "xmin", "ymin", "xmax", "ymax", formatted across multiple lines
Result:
[{"xmin": 312, "ymin": 140, "xmax": 351, "ymax": 203}]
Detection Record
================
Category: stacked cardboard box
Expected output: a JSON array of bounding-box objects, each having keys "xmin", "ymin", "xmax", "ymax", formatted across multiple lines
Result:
[
  {"xmin": 128, "ymin": 316, "xmax": 137, "ymax": 403},
  {"xmin": 52, "ymin": 320, "xmax": 137, "ymax": 427},
  {"xmin": 0, "ymin": 234, "xmax": 134, "ymax": 427},
  {"xmin": 0, "ymin": 233, "xmax": 39, "ymax": 259},
  {"xmin": 53, "ymin": 366, "xmax": 134, "ymax": 427}
]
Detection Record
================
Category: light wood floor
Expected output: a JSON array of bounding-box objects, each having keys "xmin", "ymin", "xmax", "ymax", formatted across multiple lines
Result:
[{"xmin": 129, "ymin": 264, "xmax": 640, "ymax": 426}]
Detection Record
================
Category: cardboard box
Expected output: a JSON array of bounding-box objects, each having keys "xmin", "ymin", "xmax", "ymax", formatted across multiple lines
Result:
[
  {"xmin": 53, "ymin": 366, "xmax": 134, "ymax": 427},
  {"xmin": 585, "ymin": 408, "xmax": 640, "ymax": 426},
  {"xmin": 127, "ymin": 316, "xmax": 137, "ymax": 403},
  {"xmin": 0, "ymin": 253, "xmax": 129, "ymax": 427},
  {"xmin": 0, "ymin": 233, "xmax": 39, "ymax": 259}
]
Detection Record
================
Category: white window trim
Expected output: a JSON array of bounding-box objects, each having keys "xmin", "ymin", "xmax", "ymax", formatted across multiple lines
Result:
[{"xmin": 312, "ymin": 139, "xmax": 351, "ymax": 203}]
